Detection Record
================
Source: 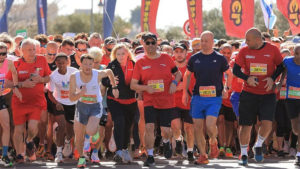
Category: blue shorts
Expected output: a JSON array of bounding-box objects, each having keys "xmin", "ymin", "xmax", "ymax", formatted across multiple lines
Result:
[
  {"xmin": 75, "ymin": 101, "xmax": 103, "ymax": 125},
  {"xmin": 190, "ymin": 95, "xmax": 222, "ymax": 119},
  {"xmin": 230, "ymin": 91, "xmax": 240, "ymax": 117}
]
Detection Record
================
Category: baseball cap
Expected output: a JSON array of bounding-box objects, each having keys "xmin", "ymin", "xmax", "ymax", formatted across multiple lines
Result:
[
  {"xmin": 54, "ymin": 53, "xmax": 68, "ymax": 61},
  {"xmin": 192, "ymin": 38, "xmax": 201, "ymax": 47},
  {"xmin": 134, "ymin": 45, "xmax": 144, "ymax": 55},
  {"xmin": 104, "ymin": 37, "xmax": 117, "ymax": 45},
  {"xmin": 141, "ymin": 32, "xmax": 157, "ymax": 42},
  {"xmin": 173, "ymin": 43, "xmax": 187, "ymax": 50}
]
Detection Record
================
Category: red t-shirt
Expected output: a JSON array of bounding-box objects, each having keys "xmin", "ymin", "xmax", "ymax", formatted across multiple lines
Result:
[
  {"xmin": 235, "ymin": 42, "xmax": 282, "ymax": 95},
  {"xmin": 229, "ymin": 59, "xmax": 243, "ymax": 93},
  {"xmin": 132, "ymin": 53, "xmax": 176, "ymax": 109},
  {"xmin": 100, "ymin": 54, "xmax": 111, "ymax": 66},
  {"xmin": 6, "ymin": 56, "xmax": 51, "ymax": 108},
  {"xmin": 174, "ymin": 66, "xmax": 195, "ymax": 110}
]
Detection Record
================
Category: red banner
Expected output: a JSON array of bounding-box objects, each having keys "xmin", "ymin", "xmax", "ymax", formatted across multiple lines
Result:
[
  {"xmin": 141, "ymin": 0, "xmax": 160, "ymax": 34},
  {"xmin": 186, "ymin": 0, "xmax": 202, "ymax": 38},
  {"xmin": 277, "ymin": 0, "xmax": 300, "ymax": 35},
  {"xmin": 222, "ymin": 0, "xmax": 254, "ymax": 38}
]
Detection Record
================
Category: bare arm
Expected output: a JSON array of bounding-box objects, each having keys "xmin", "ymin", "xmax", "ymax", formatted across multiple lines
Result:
[
  {"xmin": 130, "ymin": 79, "xmax": 154, "ymax": 93},
  {"xmin": 182, "ymin": 70, "xmax": 192, "ymax": 106},
  {"xmin": 69, "ymin": 74, "xmax": 85, "ymax": 102},
  {"xmin": 98, "ymin": 69, "xmax": 117, "ymax": 87},
  {"xmin": 8, "ymin": 60, "xmax": 18, "ymax": 86}
]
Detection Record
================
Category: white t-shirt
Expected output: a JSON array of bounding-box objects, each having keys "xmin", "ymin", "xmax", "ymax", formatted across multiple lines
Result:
[{"xmin": 49, "ymin": 66, "xmax": 78, "ymax": 105}]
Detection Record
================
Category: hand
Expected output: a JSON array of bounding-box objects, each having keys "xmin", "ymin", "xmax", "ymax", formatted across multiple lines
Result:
[
  {"xmin": 263, "ymin": 77, "xmax": 274, "ymax": 92},
  {"xmin": 176, "ymin": 82, "xmax": 184, "ymax": 91},
  {"xmin": 112, "ymin": 76, "xmax": 119, "ymax": 85},
  {"xmin": 247, "ymin": 76, "xmax": 258, "ymax": 87},
  {"xmin": 146, "ymin": 85, "xmax": 155, "ymax": 94},
  {"xmin": 13, "ymin": 88, "xmax": 22, "ymax": 102},
  {"xmin": 22, "ymin": 79, "xmax": 36, "ymax": 88},
  {"xmin": 112, "ymin": 88, "xmax": 119, "ymax": 98},
  {"xmin": 56, "ymin": 103, "xmax": 64, "ymax": 111},
  {"xmin": 31, "ymin": 75, "xmax": 43, "ymax": 83},
  {"xmin": 182, "ymin": 91, "xmax": 189, "ymax": 106},
  {"xmin": 169, "ymin": 83, "xmax": 177, "ymax": 94},
  {"xmin": 80, "ymin": 85, "xmax": 87, "ymax": 95},
  {"xmin": 222, "ymin": 90, "xmax": 228, "ymax": 99}
]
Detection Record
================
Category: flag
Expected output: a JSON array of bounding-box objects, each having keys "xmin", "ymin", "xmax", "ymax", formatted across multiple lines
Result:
[
  {"xmin": 37, "ymin": 0, "xmax": 47, "ymax": 34},
  {"xmin": 141, "ymin": 0, "xmax": 160, "ymax": 34},
  {"xmin": 103, "ymin": 0, "xmax": 117, "ymax": 38},
  {"xmin": 222, "ymin": 0, "xmax": 254, "ymax": 38},
  {"xmin": 186, "ymin": 0, "xmax": 202, "ymax": 38},
  {"xmin": 260, "ymin": 0, "xmax": 277, "ymax": 30},
  {"xmin": 0, "ymin": 0, "xmax": 14, "ymax": 33},
  {"xmin": 277, "ymin": 0, "xmax": 300, "ymax": 35}
]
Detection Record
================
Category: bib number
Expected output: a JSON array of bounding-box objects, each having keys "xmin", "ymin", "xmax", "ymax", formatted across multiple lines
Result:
[
  {"xmin": 199, "ymin": 86, "xmax": 216, "ymax": 97},
  {"xmin": 279, "ymin": 87, "xmax": 286, "ymax": 99},
  {"xmin": 250, "ymin": 63, "xmax": 267, "ymax": 76},
  {"xmin": 287, "ymin": 86, "xmax": 300, "ymax": 99},
  {"xmin": 148, "ymin": 80, "xmax": 164, "ymax": 92},
  {"xmin": 81, "ymin": 94, "xmax": 97, "ymax": 103},
  {"xmin": 60, "ymin": 90, "xmax": 69, "ymax": 99}
]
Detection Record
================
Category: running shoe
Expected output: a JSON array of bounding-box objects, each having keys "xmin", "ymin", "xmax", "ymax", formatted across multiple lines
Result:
[
  {"xmin": 122, "ymin": 150, "xmax": 132, "ymax": 163},
  {"xmin": 84, "ymin": 139, "xmax": 91, "ymax": 153},
  {"xmin": 253, "ymin": 146, "xmax": 264, "ymax": 162},
  {"xmin": 91, "ymin": 152, "xmax": 100, "ymax": 163},
  {"xmin": 277, "ymin": 150, "xmax": 285, "ymax": 158},
  {"xmin": 163, "ymin": 142, "xmax": 172, "ymax": 159},
  {"xmin": 144, "ymin": 155, "xmax": 155, "ymax": 166},
  {"xmin": 15, "ymin": 154, "xmax": 24, "ymax": 164},
  {"xmin": 225, "ymin": 147, "xmax": 233, "ymax": 158},
  {"xmin": 44, "ymin": 152, "xmax": 54, "ymax": 161},
  {"xmin": 239, "ymin": 155, "xmax": 248, "ymax": 166},
  {"xmin": 195, "ymin": 154, "xmax": 209, "ymax": 165},
  {"xmin": 187, "ymin": 151, "xmax": 194, "ymax": 162},
  {"xmin": 36, "ymin": 145, "xmax": 45, "ymax": 158},
  {"xmin": 77, "ymin": 156, "xmax": 86, "ymax": 168},
  {"xmin": 55, "ymin": 152, "xmax": 63, "ymax": 163},
  {"xmin": 0, "ymin": 155, "xmax": 12, "ymax": 167},
  {"xmin": 73, "ymin": 149, "xmax": 80, "ymax": 160},
  {"xmin": 62, "ymin": 139, "xmax": 72, "ymax": 157},
  {"xmin": 113, "ymin": 150, "xmax": 123, "ymax": 163},
  {"xmin": 209, "ymin": 142, "xmax": 219, "ymax": 158},
  {"xmin": 289, "ymin": 148, "xmax": 297, "ymax": 157},
  {"xmin": 26, "ymin": 141, "xmax": 36, "ymax": 159},
  {"xmin": 175, "ymin": 140, "xmax": 183, "ymax": 155},
  {"xmin": 295, "ymin": 156, "xmax": 300, "ymax": 166},
  {"xmin": 219, "ymin": 146, "xmax": 225, "ymax": 157}
]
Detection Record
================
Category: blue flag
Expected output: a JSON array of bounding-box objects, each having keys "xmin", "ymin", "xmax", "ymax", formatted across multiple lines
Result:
[
  {"xmin": 37, "ymin": 0, "xmax": 47, "ymax": 34},
  {"xmin": 0, "ymin": 0, "xmax": 14, "ymax": 33},
  {"xmin": 103, "ymin": 0, "xmax": 117, "ymax": 38},
  {"xmin": 260, "ymin": 0, "xmax": 277, "ymax": 30}
]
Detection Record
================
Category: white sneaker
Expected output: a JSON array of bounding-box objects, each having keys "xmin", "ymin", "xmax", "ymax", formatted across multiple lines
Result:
[
  {"xmin": 283, "ymin": 141, "xmax": 290, "ymax": 154},
  {"xmin": 122, "ymin": 150, "xmax": 132, "ymax": 163},
  {"xmin": 289, "ymin": 148, "xmax": 297, "ymax": 157},
  {"xmin": 55, "ymin": 152, "xmax": 63, "ymax": 163},
  {"xmin": 62, "ymin": 139, "xmax": 72, "ymax": 157},
  {"xmin": 91, "ymin": 152, "xmax": 100, "ymax": 163}
]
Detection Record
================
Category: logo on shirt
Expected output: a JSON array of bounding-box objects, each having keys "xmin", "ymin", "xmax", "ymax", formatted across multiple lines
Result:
[
  {"xmin": 160, "ymin": 64, "xmax": 166, "ymax": 67},
  {"xmin": 246, "ymin": 55, "xmax": 255, "ymax": 59},
  {"xmin": 142, "ymin": 66, "xmax": 151, "ymax": 70},
  {"xmin": 19, "ymin": 71, "xmax": 28, "ymax": 74},
  {"xmin": 62, "ymin": 81, "xmax": 69, "ymax": 88},
  {"xmin": 195, "ymin": 59, "xmax": 200, "ymax": 63},
  {"xmin": 213, "ymin": 60, "xmax": 217, "ymax": 63},
  {"xmin": 264, "ymin": 54, "xmax": 270, "ymax": 57}
]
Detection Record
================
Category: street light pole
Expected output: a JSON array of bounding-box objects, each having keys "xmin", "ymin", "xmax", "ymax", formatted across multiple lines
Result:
[{"xmin": 90, "ymin": 0, "xmax": 94, "ymax": 33}]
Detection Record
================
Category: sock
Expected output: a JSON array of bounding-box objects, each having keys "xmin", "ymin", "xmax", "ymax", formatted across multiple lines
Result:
[
  {"xmin": 240, "ymin": 144, "xmax": 248, "ymax": 156},
  {"xmin": 85, "ymin": 134, "xmax": 90, "ymax": 141},
  {"xmin": 93, "ymin": 149, "xmax": 98, "ymax": 154},
  {"xmin": 187, "ymin": 148, "xmax": 193, "ymax": 152},
  {"xmin": 163, "ymin": 139, "xmax": 169, "ymax": 143},
  {"xmin": 296, "ymin": 152, "xmax": 300, "ymax": 157},
  {"xmin": 254, "ymin": 135, "xmax": 265, "ymax": 147},
  {"xmin": 57, "ymin": 146, "xmax": 62, "ymax": 153},
  {"xmin": 2, "ymin": 146, "xmax": 8, "ymax": 157},
  {"xmin": 147, "ymin": 149, "xmax": 153, "ymax": 156}
]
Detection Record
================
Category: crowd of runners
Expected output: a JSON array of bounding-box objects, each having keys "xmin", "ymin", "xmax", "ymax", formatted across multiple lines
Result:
[{"xmin": 0, "ymin": 27, "xmax": 298, "ymax": 168}]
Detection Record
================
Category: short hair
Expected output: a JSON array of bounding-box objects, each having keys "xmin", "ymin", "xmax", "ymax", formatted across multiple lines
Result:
[
  {"xmin": 80, "ymin": 54, "xmax": 94, "ymax": 63},
  {"xmin": 75, "ymin": 39, "xmax": 89, "ymax": 49},
  {"xmin": 55, "ymin": 53, "xmax": 68, "ymax": 61},
  {"xmin": 217, "ymin": 39, "xmax": 227, "ymax": 48},
  {"xmin": 21, "ymin": 38, "xmax": 36, "ymax": 49},
  {"xmin": 47, "ymin": 41, "xmax": 58, "ymax": 49},
  {"xmin": 89, "ymin": 32, "xmax": 102, "ymax": 40},
  {"xmin": 220, "ymin": 43, "xmax": 232, "ymax": 51},
  {"xmin": 0, "ymin": 33, "xmax": 14, "ymax": 51},
  {"xmin": 53, "ymin": 34, "xmax": 63, "ymax": 43},
  {"xmin": 110, "ymin": 44, "xmax": 135, "ymax": 62},
  {"xmin": 0, "ymin": 42, "xmax": 8, "ymax": 50},
  {"xmin": 89, "ymin": 47, "xmax": 103, "ymax": 63},
  {"xmin": 34, "ymin": 34, "xmax": 49, "ymax": 44},
  {"xmin": 61, "ymin": 38, "xmax": 74, "ymax": 47},
  {"xmin": 230, "ymin": 41, "xmax": 241, "ymax": 49},
  {"xmin": 74, "ymin": 32, "xmax": 88, "ymax": 41}
]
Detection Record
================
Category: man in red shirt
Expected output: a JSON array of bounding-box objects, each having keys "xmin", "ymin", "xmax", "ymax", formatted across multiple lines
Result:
[
  {"xmin": 5, "ymin": 38, "xmax": 51, "ymax": 163},
  {"xmin": 233, "ymin": 28, "xmax": 284, "ymax": 165},
  {"xmin": 131, "ymin": 32, "xmax": 182, "ymax": 166},
  {"xmin": 101, "ymin": 37, "xmax": 116, "ymax": 66}
]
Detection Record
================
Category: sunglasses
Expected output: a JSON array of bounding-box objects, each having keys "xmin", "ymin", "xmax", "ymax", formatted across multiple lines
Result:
[
  {"xmin": 76, "ymin": 48, "xmax": 87, "ymax": 52},
  {"xmin": 40, "ymin": 44, "xmax": 47, "ymax": 48},
  {"xmin": 145, "ymin": 41, "xmax": 156, "ymax": 46},
  {"xmin": 0, "ymin": 52, "xmax": 7, "ymax": 56},
  {"xmin": 48, "ymin": 53, "xmax": 57, "ymax": 56},
  {"xmin": 106, "ymin": 48, "xmax": 112, "ymax": 52}
]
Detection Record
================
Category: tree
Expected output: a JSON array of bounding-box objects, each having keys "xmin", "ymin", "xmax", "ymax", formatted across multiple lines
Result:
[
  {"xmin": 203, "ymin": 8, "xmax": 229, "ymax": 39},
  {"xmin": 130, "ymin": 6, "xmax": 141, "ymax": 26}
]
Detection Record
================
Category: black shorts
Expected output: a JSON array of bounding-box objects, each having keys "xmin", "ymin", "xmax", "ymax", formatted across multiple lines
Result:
[
  {"xmin": 285, "ymin": 99, "xmax": 300, "ymax": 119},
  {"xmin": 219, "ymin": 104, "xmax": 236, "ymax": 122},
  {"xmin": 51, "ymin": 102, "xmax": 76, "ymax": 124},
  {"xmin": 239, "ymin": 91, "xmax": 276, "ymax": 126},
  {"xmin": 0, "ymin": 95, "xmax": 8, "ymax": 110},
  {"xmin": 144, "ymin": 106, "xmax": 173, "ymax": 127},
  {"xmin": 171, "ymin": 108, "xmax": 193, "ymax": 124},
  {"xmin": 45, "ymin": 93, "xmax": 55, "ymax": 114}
]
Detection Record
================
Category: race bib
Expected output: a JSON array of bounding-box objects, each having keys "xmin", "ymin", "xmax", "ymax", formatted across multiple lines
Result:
[
  {"xmin": 60, "ymin": 90, "xmax": 69, "ymax": 99},
  {"xmin": 0, "ymin": 79, "xmax": 11, "ymax": 96},
  {"xmin": 81, "ymin": 94, "xmax": 97, "ymax": 103},
  {"xmin": 250, "ymin": 63, "xmax": 267, "ymax": 76},
  {"xmin": 287, "ymin": 86, "xmax": 300, "ymax": 99},
  {"xmin": 199, "ymin": 86, "xmax": 216, "ymax": 97},
  {"xmin": 279, "ymin": 87, "xmax": 286, "ymax": 99},
  {"xmin": 148, "ymin": 80, "xmax": 164, "ymax": 92},
  {"xmin": 237, "ymin": 78, "xmax": 244, "ymax": 83}
]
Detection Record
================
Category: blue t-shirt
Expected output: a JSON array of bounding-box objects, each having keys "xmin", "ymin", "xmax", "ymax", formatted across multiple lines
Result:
[
  {"xmin": 283, "ymin": 56, "xmax": 300, "ymax": 99},
  {"xmin": 187, "ymin": 51, "xmax": 229, "ymax": 97}
]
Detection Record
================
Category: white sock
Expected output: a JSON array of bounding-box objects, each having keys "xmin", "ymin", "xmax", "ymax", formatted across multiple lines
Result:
[
  {"xmin": 147, "ymin": 149, "xmax": 153, "ymax": 156},
  {"xmin": 254, "ymin": 135, "xmax": 265, "ymax": 147},
  {"xmin": 187, "ymin": 148, "xmax": 193, "ymax": 152},
  {"xmin": 163, "ymin": 139, "xmax": 169, "ymax": 143},
  {"xmin": 241, "ymin": 144, "xmax": 248, "ymax": 156},
  {"xmin": 296, "ymin": 152, "xmax": 300, "ymax": 157},
  {"xmin": 57, "ymin": 146, "xmax": 63, "ymax": 153}
]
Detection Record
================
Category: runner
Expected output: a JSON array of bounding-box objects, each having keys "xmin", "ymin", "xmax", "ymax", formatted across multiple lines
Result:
[
  {"xmin": 88, "ymin": 33, "xmax": 102, "ymax": 48},
  {"xmin": 69, "ymin": 54, "xmax": 118, "ymax": 168},
  {"xmin": 171, "ymin": 43, "xmax": 195, "ymax": 161},
  {"xmin": 60, "ymin": 39, "xmax": 75, "ymax": 57},
  {"xmin": 232, "ymin": 28, "xmax": 283, "ymax": 165},
  {"xmin": 182, "ymin": 31, "xmax": 229, "ymax": 164},
  {"xmin": 131, "ymin": 32, "xmax": 182, "ymax": 166},
  {"xmin": 70, "ymin": 39, "xmax": 89, "ymax": 69}
]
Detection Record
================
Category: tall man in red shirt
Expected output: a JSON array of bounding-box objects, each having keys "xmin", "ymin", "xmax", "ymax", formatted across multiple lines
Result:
[
  {"xmin": 131, "ymin": 32, "xmax": 182, "ymax": 166},
  {"xmin": 6, "ymin": 39, "xmax": 51, "ymax": 162},
  {"xmin": 233, "ymin": 28, "xmax": 284, "ymax": 165}
]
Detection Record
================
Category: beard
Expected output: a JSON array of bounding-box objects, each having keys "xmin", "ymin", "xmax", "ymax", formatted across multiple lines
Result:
[
  {"xmin": 0, "ymin": 59, "xmax": 5, "ymax": 63},
  {"xmin": 176, "ymin": 58, "xmax": 186, "ymax": 64}
]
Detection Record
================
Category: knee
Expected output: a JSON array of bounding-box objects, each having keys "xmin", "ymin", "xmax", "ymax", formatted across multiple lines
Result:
[
  {"xmin": 1, "ymin": 121, "xmax": 10, "ymax": 131},
  {"xmin": 145, "ymin": 124, "xmax": 154, "ymax": 133},
  {"xmin": 86, "ymin": 127, "xmax": 98, "ymax": 136},
  {"xmin": 171, "ymin": 122, "xmax": 181, "ymax": 131},
  {"xmin": 57, "ymin": 119, "xmax": 66, "ymax": 132},
  {"xmin": 217, "ymin": 115, "xmax": 225, "ymax": 125},
  {"xmin": 184, "ymin": 124, "xmax": 194, "ymax": 133}
]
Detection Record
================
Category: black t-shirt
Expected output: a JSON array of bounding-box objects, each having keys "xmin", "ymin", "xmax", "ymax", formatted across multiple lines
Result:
[
  {"xmin": 187, "ymin": 51, "xmax": 229, "ymax": 96},
  {"xmin": 48, "ymin": 61, "xmax": 57, "ymax": 71},
  {"xmin": 70, "ymin": 53, "xmax": 80, "ymax": 69}
]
